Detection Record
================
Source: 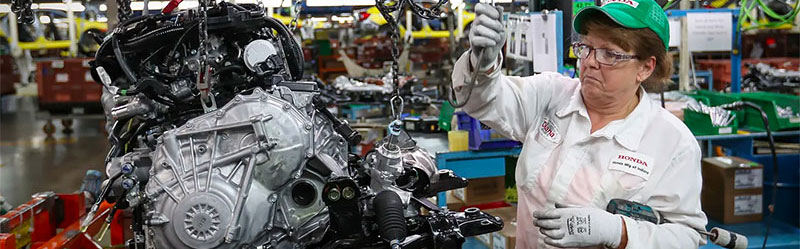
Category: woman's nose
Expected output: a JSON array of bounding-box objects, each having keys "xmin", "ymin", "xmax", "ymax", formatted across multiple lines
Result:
[{"xmin": 581, "ymin": 49, "xmax": 601, "ymax": 69}]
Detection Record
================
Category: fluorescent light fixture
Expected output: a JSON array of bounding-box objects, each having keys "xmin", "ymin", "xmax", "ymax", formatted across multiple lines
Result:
[
  {"xmin": 260, "ymin": 0, "xmax": 293, "ymax": 7},
  {"xmin": 40, "ymin": 15, "xmax": 51, "ymax": 24},
  {"xmin": 307, "ymin": 0, "xmax": 375, "ymax": 7},
  {"xmin": 180, "ymin": 1, "xmax": 200, "ymax": 9},
  {"xmin": 0, "ymin": 5, "xmax": 10, "ymax": 13},
  {"xmin": 130, "ymin": 1, "xmax": 168, "ymax": 11},
  {"xmin": 331, "ymin": 16, "xmax": 354, "ymax": 22},
  {"xmin": 37, "ymin": 3, "xmax": 87, "ymax": 12}
]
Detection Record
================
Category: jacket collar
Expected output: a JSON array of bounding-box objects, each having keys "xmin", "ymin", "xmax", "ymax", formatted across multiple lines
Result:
[{"xmin": 557, "ymin": 85, "xmax": 653, "ymax": 151}]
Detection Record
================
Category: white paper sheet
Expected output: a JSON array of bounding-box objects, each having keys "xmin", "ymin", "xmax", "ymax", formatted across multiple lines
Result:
[
  {"xmin": 687, "ymin": 12, "xmax": 732, "ymax": 52},
  {"xmin": 505, "ymin": 14, "xmax": 521, "ymax": 60},
  {"xmin": 529, "ymin": 13, "xmax": 558, "ymax": 72},
  {"xmin": 517, "ymin": 16, "xmax": 531, "ymax": 61},
  {"xmin": 668, "ymin": 17, "xmax": 681, "ymax": 48}
]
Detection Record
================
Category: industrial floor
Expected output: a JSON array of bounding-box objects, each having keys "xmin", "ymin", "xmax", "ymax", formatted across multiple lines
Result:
[{"xmin": 0, "ymin": 96, "xmax": 108, "ymax": 206}]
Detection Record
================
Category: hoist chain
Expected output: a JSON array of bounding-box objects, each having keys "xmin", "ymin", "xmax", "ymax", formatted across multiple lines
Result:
[
  {"xmin": 374, "ymin": 0, "xmax": 448, "ymax": 120},
  {"xmin": 117, "ymin": 0, "xmax": 133, "ymax": 21},
  {"xmin": 289, "ymin": 0, "xmax": 303, "ymax": 32},
  {"xmin": 11, "ymin": 0, "xmax": 35, "ymax": 24}
]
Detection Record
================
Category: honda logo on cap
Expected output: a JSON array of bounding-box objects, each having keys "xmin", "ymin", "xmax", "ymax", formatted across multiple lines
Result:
[{"xmin": 603, "ymin": 0, "xmax": 640, "ymax": 8}]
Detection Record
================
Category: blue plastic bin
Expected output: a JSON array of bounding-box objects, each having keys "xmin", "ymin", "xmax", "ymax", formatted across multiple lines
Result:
[{"xmin": 455, "ymin": 112, "xmax": 521, "ymax": 150}]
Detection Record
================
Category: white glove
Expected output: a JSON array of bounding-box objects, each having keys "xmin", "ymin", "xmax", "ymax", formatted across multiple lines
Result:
[
  {"xmin": 469, "ymin": 3, "xmax": 506, "ymax": 71},
  {"xmin": 532, "ymin": 204, "xmax": 624, "ymax": 248}
]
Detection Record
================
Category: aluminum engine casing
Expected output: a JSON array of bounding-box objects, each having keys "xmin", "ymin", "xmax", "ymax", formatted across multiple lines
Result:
[{"xmin": 137, "ymin": 86, "xmax": 348, "ymax": 249}]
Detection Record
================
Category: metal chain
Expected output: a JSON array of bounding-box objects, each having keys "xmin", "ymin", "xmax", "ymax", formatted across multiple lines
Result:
[
  {"xmin": 196, "ymin": 0, "xmax": 217, "ymax": 112},
  {"xmin": 11, "ymin": 0, "xmax": 35, "ymax": 24},
  {"xmin": 117, "ymin": 0, "xmax": 132, "ymax": 21},
  {"xmin": 289, "ymin": 0, "xmax": 303, "ymax": 32},
  {"xmin": 375, "ymin": 0, "xmax": 448, "ymax": 120}
]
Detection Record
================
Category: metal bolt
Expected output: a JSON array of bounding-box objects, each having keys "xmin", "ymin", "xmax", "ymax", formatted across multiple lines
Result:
[
  {"xmin": 121, "ymin": 178, "xmax": 135, "ymax": 190},
  {"xmin": 305, "ymin": 123, "xmax": 312, "ymax": 130},
  {"xmin": 342, "ymin": 187, "xmax": 355, "ymax": 200},
  {"xmin": 327, "ymin": 188, "xmax": 341, "ymax": 201},
  {"xmin": 196, "ymin": 144, "xmax": 208, "ymax": 154},
  {"xmin": 161, "ymin": 162, "xmax": 170, "ymax": 168},
  {"xmin": 121, "ymin": 163, "xmax": 134, "ymax": 175},
  {"xmin": 283, "ymin": 104, "xmax": 290, "ymax": 110}
]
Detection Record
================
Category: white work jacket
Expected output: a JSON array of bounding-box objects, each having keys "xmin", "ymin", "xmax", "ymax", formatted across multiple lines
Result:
[{"xmin": 452, "ymin": 52, "xmax": 708, "ymax": 249}]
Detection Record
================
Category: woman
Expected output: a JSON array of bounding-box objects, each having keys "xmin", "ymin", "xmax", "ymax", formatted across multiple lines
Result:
[{"xmin": 452, "ymin": 0, "xmax": 708, "ymax": 248}]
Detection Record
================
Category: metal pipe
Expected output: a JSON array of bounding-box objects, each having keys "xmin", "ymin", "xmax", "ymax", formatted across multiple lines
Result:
[
  {"xmin": 67, "ymin": 0, "xmax": 77, "ymax": 56},
  {"xmin": 679, "ymin": 0, "xmax": 690, "ymax": 91}
]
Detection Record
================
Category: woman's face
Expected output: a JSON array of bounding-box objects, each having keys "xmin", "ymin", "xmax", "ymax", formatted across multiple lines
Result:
[{"xmin": 578, "ymin": 33, "xmax": 654, "ymax": 102}]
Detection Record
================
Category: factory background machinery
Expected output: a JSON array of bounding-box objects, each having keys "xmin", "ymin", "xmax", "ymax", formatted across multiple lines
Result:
[{"xmin": 0, "ymin": 0, "xmax": 798, "ymax": 249}]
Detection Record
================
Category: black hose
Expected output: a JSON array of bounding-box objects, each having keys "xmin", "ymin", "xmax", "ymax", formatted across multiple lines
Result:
[
  {"xmin": 745, "ymin": 102, "xmax": 778, "ymax": 249},
  {"xmin": 449, "ymin": 49, "xmax": 484, "ymax": 108},
  {"xmin": 720, "ymin": 101, "xmax": 779, "ymax": 249},
  {"xmin": 94, "ymin": 172, "xmax": 123, "ymax": 208},
  {"xmin": 123, "ymin": 25, "xmax": 186, "ymax": 49},
  {"xmin": 163, "ymin": 23, "xmax": 199, "ymax": 68},
  {"xmin": 112, "ymin": 34, "xmax": 138, "ymax": 84},
  {"xmin": 214, "ymin": 65, "xmax": 246, "ymax": 76},
  {"xmin": 263, "ymin": 16, "xmax": 304, "ymax": 80},
  {"xmin": 373, "ymin": 191, "xmax": 407, "ymax": 245}
]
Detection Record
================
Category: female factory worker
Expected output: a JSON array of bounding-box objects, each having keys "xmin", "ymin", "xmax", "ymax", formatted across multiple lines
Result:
[{"xmin": 452, "ymin": 0, "xmax": 708, "ymax": 248}]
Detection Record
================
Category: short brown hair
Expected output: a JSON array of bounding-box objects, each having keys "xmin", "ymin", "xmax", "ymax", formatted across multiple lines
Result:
[{"xmin": 578, "ymin": 12, "xmax": 673, "ymax": 89}]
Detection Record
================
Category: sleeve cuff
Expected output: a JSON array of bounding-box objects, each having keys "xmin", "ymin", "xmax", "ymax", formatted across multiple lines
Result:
[{"xmin": 618, "ymin": 216, "xmax": 639, "ymax": 249}]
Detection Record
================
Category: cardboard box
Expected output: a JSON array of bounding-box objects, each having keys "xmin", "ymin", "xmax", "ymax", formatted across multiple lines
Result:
[
  {"xmin": 453, "ymin": 176, "xmax": 506, "ymax": 205},
  {"xmin": 445, "ymin": 191, "xmax": 467, "ymax": 211},
  {"xmin": 483, "ymin": 206, "xmax": 517, "ymax": 249},
  {"xmin": 475, "ymin": 230, "xmax": 492, "ymax": 248},
  {"xmin": 701, "ymin": 156, "xmax": 764, "ymax": 224}
]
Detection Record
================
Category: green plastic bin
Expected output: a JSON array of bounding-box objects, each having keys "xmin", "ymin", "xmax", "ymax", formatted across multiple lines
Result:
[
  {"xmin": 683, "ymin": 109, "xmax": 738, "ymax": 136},
  {"xmin": 438, "ymin": 101, "xmax": 455, "ymax": 131},
  {"xmin": 737, "ymin": 92, "xmax": 800, "ymax": 131},
  {"xmin": 685, "ymin": 94, "xmax": 711, "ymax": 105},
  {"xmin": 695, "ymin": 90, "xmax": 746, "ymax": 126}
]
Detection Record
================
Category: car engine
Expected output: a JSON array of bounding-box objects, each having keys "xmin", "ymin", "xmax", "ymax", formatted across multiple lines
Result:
[{"xmin": 86, "ymin": 2, "xmax": 502, "ymax": 249}]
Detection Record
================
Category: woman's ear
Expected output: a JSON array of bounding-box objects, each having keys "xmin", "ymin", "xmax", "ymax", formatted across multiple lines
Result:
[{"xmin": 637, "ymin": 56, "xmax": 656, "ymax": 83}]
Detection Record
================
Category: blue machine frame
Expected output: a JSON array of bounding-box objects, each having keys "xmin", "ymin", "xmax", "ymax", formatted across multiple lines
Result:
[
  {"xmin": 665, "ymin": 9, "xmax": 743, "ymax": 92},
  {"xmin": 435, "ymin": 148, "xmax": 521, "ymax": 208}
]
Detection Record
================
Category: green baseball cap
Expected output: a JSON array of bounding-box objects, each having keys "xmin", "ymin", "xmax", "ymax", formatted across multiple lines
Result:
[{"xmin": 573, "ymin": 0, "xmax": 670, "ymax": 50}]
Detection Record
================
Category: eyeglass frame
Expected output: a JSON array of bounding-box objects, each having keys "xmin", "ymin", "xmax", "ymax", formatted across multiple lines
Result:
[{"xmin": 572, "ymin": 42, "xmax": 639, "ymax": 66}]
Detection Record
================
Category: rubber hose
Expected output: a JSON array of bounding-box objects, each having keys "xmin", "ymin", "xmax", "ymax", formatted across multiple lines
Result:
[
  {"xmin": 263, "ymin": 16, "xmax": 304, "ymax": 80},
  {"xmin": 123, "ymin": 25, "xmax": 185, "ymax": 49},
  {"xmin": 112, "ymin": 34, "xmax": 138, "ymax": 84},
  {"xmin": 373, "ymin": 191, "xmax": 407, "ymax": 243}
]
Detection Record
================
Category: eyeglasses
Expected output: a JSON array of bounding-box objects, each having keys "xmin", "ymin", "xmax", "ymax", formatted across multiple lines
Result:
[{"xmin": 572, "ymin": 43, "xmax": 639, "ymax": 66}]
